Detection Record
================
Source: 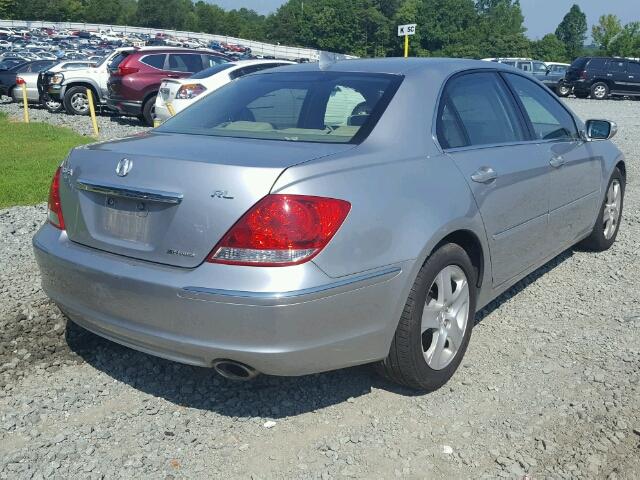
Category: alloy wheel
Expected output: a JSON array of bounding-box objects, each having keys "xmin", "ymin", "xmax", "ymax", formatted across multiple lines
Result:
[
  {"xmin": 421, "ymin": 265, "xmax": 469, "ymax": 370},
  {"xmin": 70, "ymin": 92, "xmax": 89, "ymax": 113},
  {"xmin": 603, "ymin": 179, "xmax": 621, "ymax": 240},
  {"xmin": 593, "ymin": 85, "xmax": 607, "ymax": 99}
]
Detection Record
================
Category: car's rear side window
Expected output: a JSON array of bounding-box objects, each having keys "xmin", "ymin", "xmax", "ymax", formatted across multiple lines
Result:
[
  {"xmin": 168, "ymin": 53, "xmax": 202, "ymax": 73},
  {"xmin": 437, "ymin": 72, "xmax": 526, "ymax": 148},
  {"xmin": 587, "ymin": 58, "xmax": 606, "ymax": 70},
  {"xmin": 140, "ymin": 54, "xmax": 166, "ymax": 70},
  {"xmin": 504, "ymin": 73, "xmax": 578, "ymax": 141}
]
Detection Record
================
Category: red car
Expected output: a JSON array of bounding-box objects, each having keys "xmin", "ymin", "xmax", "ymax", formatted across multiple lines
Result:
[{"xmin": 106, "ymin": 47, "xmax": 228, "ymax": 125}]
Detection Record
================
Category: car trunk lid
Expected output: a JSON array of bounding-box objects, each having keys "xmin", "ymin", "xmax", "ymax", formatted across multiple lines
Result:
[
  {"xmin": 59, "ymin": 132, "xmax": 353, "ymax": 268},
  {"xmin": 158, "ymin": 78, "xmax": 182, "ymax": 105}
]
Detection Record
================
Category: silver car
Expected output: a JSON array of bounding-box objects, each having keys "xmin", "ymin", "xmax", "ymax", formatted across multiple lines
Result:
[{"xmin": 33, "ymin": 59, "xmax": 625, "ymax": 390}]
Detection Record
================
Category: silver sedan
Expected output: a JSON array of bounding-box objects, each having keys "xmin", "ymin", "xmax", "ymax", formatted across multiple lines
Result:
[{"xmin": 33, "ymin": 58, "xmax": 625, "ymax": 390}]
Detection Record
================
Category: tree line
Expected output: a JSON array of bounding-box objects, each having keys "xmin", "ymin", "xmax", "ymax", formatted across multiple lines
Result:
[{"xmin": 1, "ymin": 0, "xmax": 638, "ymax": 61}]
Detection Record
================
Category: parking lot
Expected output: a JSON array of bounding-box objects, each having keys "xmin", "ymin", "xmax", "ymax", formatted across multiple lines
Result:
[{"xmin": 0, "ymin": 96, "xmax": 638, "ymax": 479}]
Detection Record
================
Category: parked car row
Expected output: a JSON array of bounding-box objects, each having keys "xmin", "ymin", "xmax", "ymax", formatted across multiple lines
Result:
[
  {"xmin": 484, "ymin": 56, "xmax": 640, "ymax": 100},
  {"xmin": 0, "ymin": 46, "xmax": 294, "ymax": 126}
]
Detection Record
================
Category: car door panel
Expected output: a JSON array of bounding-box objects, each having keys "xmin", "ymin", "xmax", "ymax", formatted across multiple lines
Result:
[
  {"xmin": 437, "ymin": 71, "xmax": 551, "ymax": 286},
  {"xmin": 448, "ymin": 146, "xmax": 550, "ymax": 285},
  {"xmin": 502, "ymin": 72, "xmax": 601, "ymax": 250},
  {"xmin": 545, "ymin": 141, "xmax": 601, "ymax": 245}
]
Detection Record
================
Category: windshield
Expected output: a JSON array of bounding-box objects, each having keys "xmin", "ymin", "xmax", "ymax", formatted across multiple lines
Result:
[{"xmin": 157, "ymin": 71, "xmax": 402, "ymax": 144}]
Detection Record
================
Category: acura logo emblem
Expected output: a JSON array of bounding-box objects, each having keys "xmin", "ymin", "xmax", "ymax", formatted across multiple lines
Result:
[{"xmin": 115, "ymin": 158, "xmax": 133, "ymax": 177}]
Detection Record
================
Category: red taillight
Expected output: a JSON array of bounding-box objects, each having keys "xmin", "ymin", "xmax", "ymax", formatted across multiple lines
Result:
[
  {"xmin": 16, "ymin": 76, "xmax": 25, "ymax": 85},
  {"xmin": 207, "ymin": 194, "xmax": 351, "ymax": 266},
  {"xmin": 47, "ymin": 166, "xmax": 65, "ymax": 230},
  {"xmin": 118, "ymin": 65, "xmax": 139, "ymax": 76}
]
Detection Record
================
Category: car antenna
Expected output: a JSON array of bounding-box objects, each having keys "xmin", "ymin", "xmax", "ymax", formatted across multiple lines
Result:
[{"xmin": 319, "ymin": 51, "xmax": 349, "ymax": 71}]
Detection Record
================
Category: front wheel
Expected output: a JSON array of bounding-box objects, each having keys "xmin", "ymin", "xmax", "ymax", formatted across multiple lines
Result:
[
  {"xmin": 378, "ymin": 243, "xmax": 476, "ymax": 391},
  {"xmin": 579, "ymin": 168, "xmax": 624, "ymax": 251},
  {"xmin": 63, "ymin": 86, "xmax": 94, "ymax": 115}
]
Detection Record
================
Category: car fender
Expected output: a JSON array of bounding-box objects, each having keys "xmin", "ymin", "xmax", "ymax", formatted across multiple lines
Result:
[{"xmin": 60, "ymin": 76, "xmax": 102, "ymax": 102}]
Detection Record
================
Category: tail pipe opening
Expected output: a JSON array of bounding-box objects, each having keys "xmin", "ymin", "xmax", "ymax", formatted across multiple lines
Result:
[{"xmin": 212, "ymin": 359, "xmax": 259, "ymax": 381}]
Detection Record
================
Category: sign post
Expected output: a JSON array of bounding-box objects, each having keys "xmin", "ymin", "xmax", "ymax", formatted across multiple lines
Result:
[{"xmin": 397, "ymin": 24, "xmax": 417, "ymax": 58}]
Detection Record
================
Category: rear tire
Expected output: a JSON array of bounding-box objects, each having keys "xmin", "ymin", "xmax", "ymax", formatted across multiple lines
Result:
[
  {"xmin": 43, "ymin": 97, "xmax": 64, "ymax": 113},
  {"xmin": 591, "ymin": 82, "xmax": 609, "ymax": 100},
  {"xmin": 63, "ymin": 86, "xmax": 94, "ymax": 115},
  {"xmin": 579, "ymin": 168, "xmax": 624, "ymax": 251},
  {"xmin": 142, "ymin": 95, "xmax": 157, "ymax": 126},
  {"xmin": 556, "ymin": 83, "xmax": 571, "ymax": 97},
  {"xmin": 378, "ymin": 243, "xmax": 476, "ymax": 391}
]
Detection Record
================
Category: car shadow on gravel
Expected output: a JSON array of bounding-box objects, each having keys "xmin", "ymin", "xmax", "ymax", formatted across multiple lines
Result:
[
  {"xmin": 63, "ymin": 248, "xmax": 575, "ymax": 416},
  {"xmin": 475, "ymin": 248, "xmax": 574, "ymax": 324},
  {"xmin": 64, "ymin": 322, "xmax": 419, "ymax": 418}
]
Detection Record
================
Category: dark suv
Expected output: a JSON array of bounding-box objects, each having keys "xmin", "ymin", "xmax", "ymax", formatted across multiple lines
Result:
[
  {"xmin": 106, "ymin": 48, "xmax": 228, "ymax": 125},
  {"xmin": 565, "ymin": 57, "xmax": 640, "ymax": 100}
]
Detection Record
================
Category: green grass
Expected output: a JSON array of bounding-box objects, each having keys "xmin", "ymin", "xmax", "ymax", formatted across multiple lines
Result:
[{"xmin": 0, "ymin": 115, "xmax": 92, "ymax": 208}]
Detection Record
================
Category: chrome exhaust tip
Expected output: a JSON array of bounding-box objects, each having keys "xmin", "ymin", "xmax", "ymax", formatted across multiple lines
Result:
[{"xmin": 212, "ymin": 359, "xmax": 259, "ymax": 381}]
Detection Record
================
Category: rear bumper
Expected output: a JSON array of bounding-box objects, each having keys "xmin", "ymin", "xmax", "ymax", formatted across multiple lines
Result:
[
  {"xmin": 106, "ymin": 98, "xmax": 143, "ymax": 116},
  {"xmin": 154, "ymin": 97, "xmax": 188, "ymax": 122},
  {"xmin": 33, "ymin": 223, "xmax": 409, "ymax": 376}
]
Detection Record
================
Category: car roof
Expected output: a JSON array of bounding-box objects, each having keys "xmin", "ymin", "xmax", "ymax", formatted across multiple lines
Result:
[{"xmin": 264, "ymin": 57, "xmax": 517, "ymax": 77}]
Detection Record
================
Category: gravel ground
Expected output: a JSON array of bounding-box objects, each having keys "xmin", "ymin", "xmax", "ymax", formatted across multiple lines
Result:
[
  {"xmin": 0, "ymin": 96, "xmax": 151, "ymax": 140},
  {"xmin": 1, "ymin": 98, "xmax": 639, "ymax": 479}
]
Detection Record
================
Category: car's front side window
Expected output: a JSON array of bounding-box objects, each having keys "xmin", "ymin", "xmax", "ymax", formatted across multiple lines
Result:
[
  {"xmin": 437, "ymin": 72, "xmax": 526, "ymax": 148},
  {"xmin": 504, "ymin": 73, "xmax": 578, "ymax": 141}
]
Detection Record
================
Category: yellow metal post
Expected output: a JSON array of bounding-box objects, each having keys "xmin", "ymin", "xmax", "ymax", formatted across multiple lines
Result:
[
  {"xmin": 86, "ymin": 88, "xmax": 99, "ymax": 138},
  {"xmin": 166, "ymin": 102, "xmax": 176, "ymax": 117},
  {"xmin": 21, "ymin": 83, "xmax": 29, "ymax": 123},
  {"xmin": 404, "ymin": 34, "xmax": 409, "ymax": 58}
]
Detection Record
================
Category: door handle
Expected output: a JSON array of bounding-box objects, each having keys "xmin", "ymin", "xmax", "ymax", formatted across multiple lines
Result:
[
  {"xmin": 471, "ymin": 167, "xmax": 497, "ymax": 183},
  {"xmin": 550, "ymin": 155, "xmax": 566, "ymax": 168}
]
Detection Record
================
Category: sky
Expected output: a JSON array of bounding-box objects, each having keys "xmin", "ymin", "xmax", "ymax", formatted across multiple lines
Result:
[{"xmin": 210, "ymin": 0, "xmax": 640, "ymax": 40}]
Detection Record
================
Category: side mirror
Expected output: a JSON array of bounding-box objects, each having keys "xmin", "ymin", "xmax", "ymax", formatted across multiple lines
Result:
[{"xmin": 584, "ymin": 119, "xmax": 617, "ymax": 141}]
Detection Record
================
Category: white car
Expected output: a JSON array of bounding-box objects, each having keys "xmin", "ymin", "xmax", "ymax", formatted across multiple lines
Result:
[{"xmin": 154, "ymin": 59, "xmax": 294, "ymax": 122}]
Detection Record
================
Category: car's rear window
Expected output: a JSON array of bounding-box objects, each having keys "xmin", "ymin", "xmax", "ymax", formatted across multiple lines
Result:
[
  {"xmin": 189, "ymin": 63, "xmax": 234, "ymax": 79},
  {"xmin": 108, "ymin": 52, "xmax": 129, "ymax": 70},
  {"xmin": 569, "ymin": 57, "xmax": 588, "ymax": 70},
  {"xmin": 157, "ymin": 71, "xmax": 403, "ymax": 144}
]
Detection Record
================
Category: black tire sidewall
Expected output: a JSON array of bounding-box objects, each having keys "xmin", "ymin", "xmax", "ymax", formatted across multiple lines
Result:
[
  {"xmin": 142, "ymin": 95, "xmax": 156, "ymax": 126},
  {"xmin": 405, "ymin": 244, "xmax": 477, "ymax": 389}
]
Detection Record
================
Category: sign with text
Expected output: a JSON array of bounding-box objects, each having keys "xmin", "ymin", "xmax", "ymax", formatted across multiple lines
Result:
[{"xmin": 398, "ymin": 24, "xmax": 417, "ymax": 37}]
